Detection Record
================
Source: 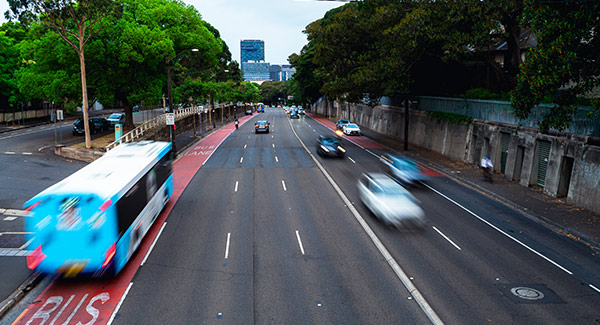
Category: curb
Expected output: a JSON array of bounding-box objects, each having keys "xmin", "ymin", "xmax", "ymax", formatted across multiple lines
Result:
[{"xmin": 0, "ymin": 272, "xmax": 43, "ymax": 319}]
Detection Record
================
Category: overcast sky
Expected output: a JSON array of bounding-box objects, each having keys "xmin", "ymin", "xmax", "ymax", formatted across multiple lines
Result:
[{"xmin": 0, "ymin": 0, "xmax": 344, "ymax": 65}]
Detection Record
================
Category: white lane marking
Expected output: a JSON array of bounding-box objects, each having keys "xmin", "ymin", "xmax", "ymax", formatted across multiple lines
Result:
[
  {"xmin": 423, "ymin": 183, "xmax": 573, "ymax": 275},
  {"xmin": 288, "ymin": 117, "xmax": 443, "ymax": 325},
  {"xmin": 107, "ymin": 282, "xmax": 134, "ymax": 325},
  {"xmin": 589, "ymin": 284, "xmax": 600, "ymax": 293},
  {"xmin": 348, "ymin": 157, "xmax": 356, "ymax": 164},
  {"xmin": 22, "ymin": 152, "xmax": 32, "ymax": 155},
  {"xmin": 240, "ymin": 157, "xmax": 244, "ymax": 163},
  {"xmin": 38, "ymin": 144, "xmax": 54, "ymax": 152},
  {"xmin": 225, "ymin": 232, "xmax": 231, "ymax": 259},
  {"xmin": 244, "ymin": 144, "xmax": 247, "ymax": 149},
  {"xmin": 234, "ymin": 181, "xmax": 239, "ymax": 192},
  {"xmin": 3, "ymin": 217, "xmax": 17, "ymax": 221},
  {"xmin": 432, "ymin": 226, "xmax": 462, "ymax": 251},
  {"xmin": 365, "ymin": 149, "xmax": 378, "ymax": 157},
  {"xmin": 141, "ymin": 222, "xmax": 167, "ymax": 266},
  {"xmin": 295, "ymin": 230, "xmax": 305, "ymax": 255},
  {"xmin": 272, "ymin": 144, "xmax": 275, "ymax": 148},
  {"xmin": 275, "ymin": 156, "xmax": 279, "ymax": 163},
  {"xmin": 19, "ymin": 238, "xmax": 33, "ymax": 250},
  {"xmin": 281, "ymin": 180, "xmax": 287, "ymax": 191},
  {"xmin": 271, "ymin": 135, "xmax": 274, "ymax": 138},
  {"xmin": 248, "ymin": 135, "xmax": 251, "ymax": 139},
  {"xmin": 2, "ymin": 209, "xmax": 30, "ymax": 217},
  {"xmin": 4, "ymin": 152, "xmax": 15, "ymax": 155}
]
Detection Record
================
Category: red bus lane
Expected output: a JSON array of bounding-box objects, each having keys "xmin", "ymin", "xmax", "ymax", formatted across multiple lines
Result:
[{"xmin": 12, "ymin": 117, "xmax": 249, "ymax": 325}]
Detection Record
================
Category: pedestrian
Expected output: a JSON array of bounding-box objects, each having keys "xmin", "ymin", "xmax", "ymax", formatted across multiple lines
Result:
[
  {"xmin": 481, "ymin": 156, "xmax": 493, "ymax": 182},
  {"xmin": 234, "ymin": 118, "xmax": 239, "ymax": 130}
]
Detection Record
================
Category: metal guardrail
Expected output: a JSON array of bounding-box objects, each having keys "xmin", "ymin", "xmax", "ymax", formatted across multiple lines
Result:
[{"xmin": 105, "ymin": 106, "xmax": 209, "ymax": 151}]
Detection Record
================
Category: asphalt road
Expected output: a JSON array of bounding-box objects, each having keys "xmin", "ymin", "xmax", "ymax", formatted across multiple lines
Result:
[{"xmin": 2, "ymin": 106, "xmax": 599, "ymax": 324}]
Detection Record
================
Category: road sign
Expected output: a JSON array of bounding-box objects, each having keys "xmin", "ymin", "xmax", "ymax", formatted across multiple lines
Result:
[
  {"xmin": 166, "ymin": 113, "xmax": 175, "ymax": 125},
  {"xmin": 56, "ymin": 110, "xmax": 64, "ymax": 121}
]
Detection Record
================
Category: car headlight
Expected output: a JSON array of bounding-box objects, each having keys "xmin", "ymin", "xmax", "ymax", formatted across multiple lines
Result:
[
  {"xmin": 320, "ymin": 145, "xmax": 330, "ymax": 152},
  {"xmin": 337, "ymin": 146, "xmax": 346, "ymax": 152}
]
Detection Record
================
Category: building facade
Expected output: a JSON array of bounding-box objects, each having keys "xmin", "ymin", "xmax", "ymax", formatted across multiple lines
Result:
[
  {"xmin": 269, "ymin": 65, "xmax": 296, "ymax": 82},
  {"xmin": 240, "ymin": 40, "xmax": 265, "ymax": 63}
]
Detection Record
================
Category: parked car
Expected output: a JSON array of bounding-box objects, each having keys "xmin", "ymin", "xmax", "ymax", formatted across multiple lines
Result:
[
  {"xmin": 336, "ymin": 119, "xmax": 350, "ymax": 130},
  {"xmin": 72, "ymin": 117, "xmax": 110, "ymax": 135},
  {"xmin": 343, "ymin": 123, "xmax": 361, "ymax": 135},
  {"xmin": 107, "ymin": 113, "xmax": 126, "ymax": 125},
  {"xmin": 255, "ymin": 120, "xmax": 270, "ymax": 133},
  {"xmin": 381, "ymin": 153, "xmax": 428, "ymax": 186},
  {"xmin": 316, "ymin": 135, "xmax": 346, "ymax": 158},
  {"xmin": 358, "ymin": 173, "xmax": 425, "ymax": 229}
]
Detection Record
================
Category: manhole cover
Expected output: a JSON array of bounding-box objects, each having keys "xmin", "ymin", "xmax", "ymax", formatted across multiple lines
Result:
[{"xmin": 511, "ymin": 287, "xmax": 545, "ymax": 300}]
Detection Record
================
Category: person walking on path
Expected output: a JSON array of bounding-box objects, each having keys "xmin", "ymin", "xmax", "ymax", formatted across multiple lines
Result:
[{"xmin": 234, "ymin": 118, "xmax": 239, "ymax": 130}]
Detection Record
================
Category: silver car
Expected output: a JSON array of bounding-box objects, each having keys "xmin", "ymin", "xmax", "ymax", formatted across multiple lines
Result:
[{"xmin": 357, "ymin": 173, "xmax": 425, "ymax": 229}]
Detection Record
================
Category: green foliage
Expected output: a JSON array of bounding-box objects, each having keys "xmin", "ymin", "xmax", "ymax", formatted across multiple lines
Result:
[
  {"xmin": 426, "ymin": 111, "xmax": 472, "ymax": 127},
  {"xmin": 460, "ymin": 88, "xmax": 510, "ymax": 101},
  {"xmin": 259, "ymin": 81, "xmax": 289, "ymax": 105},
  {"xmin": 0, "ymin": 29, "xmax": 21, "ymax": 109}
]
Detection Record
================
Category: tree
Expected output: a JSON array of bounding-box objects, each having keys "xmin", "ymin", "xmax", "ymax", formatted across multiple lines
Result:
[
  {"xmin": 0, "ymin": 26, "xmax": 22, "ymax": 111},
  {"xmin": 7, "ymin": 0, "xmax": 119, "ymax": 148},
  {"xmin": 511, "ymin": 0, "xmax": 600, "ymax": 132},
  {"xmin": 259, "ymin": 81, "xmax": 289, "ymax": 106}
]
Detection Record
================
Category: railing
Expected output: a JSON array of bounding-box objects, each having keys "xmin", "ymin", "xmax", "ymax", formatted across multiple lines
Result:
[{"xmin": 105, "ymin": 106, "xmax": 206, "ymax": 151}]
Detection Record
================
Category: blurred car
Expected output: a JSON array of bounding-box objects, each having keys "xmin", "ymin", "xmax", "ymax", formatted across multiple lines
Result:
[
  {"xmin": 316, "ymin": 135, "xmax": 346, "ymax": 158},
  {"xmin": 245, "ymin": 109, "xmax": 253, "ymax": 115},
  {"xmin": 107, "ymin": 113, "xmax": 126, "ymax": 125},
  {"xmin": 255, "ymin": 120, "xmax": 270, "ymax": 133},
  {"xmin": 358, "ymin": 173, "xmax": 425, "ymax": 229},
  {"xmin": 298, "ymin": 108, "xmax": 305, "ymax": 115},
  {"xmin": 290, "ymin": 111, "xmax": 299, "ymax": 119},
  {"xmin": 336, "ymin": 119, "xmax": 350, "ymax": 130},
  {"xmin": 381, "ymin": 153, "xmax": 428, "ymax": 186},
  {"xmin": 72, "ymin": 117, "xmax": 110, "ymax": 135},
  {"xmin": 343, "ymin": 123, "xmax": 361, "ymax": 135}
]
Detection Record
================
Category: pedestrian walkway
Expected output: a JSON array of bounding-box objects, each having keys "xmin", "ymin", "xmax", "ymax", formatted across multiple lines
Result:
[{"xmin": 310, "ymin": 113, "xmax": 600, "ymax": 251}]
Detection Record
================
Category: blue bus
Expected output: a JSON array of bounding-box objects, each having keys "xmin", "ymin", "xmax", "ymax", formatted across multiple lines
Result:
[{"xmin": 24, "ymin": 141, "xmax": 173, "ymax": 277}]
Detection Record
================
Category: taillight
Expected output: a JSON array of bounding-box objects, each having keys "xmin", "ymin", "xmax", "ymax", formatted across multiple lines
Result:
[
  {"xmin": 99, "ymin": 199, "xmax": 112, "ymax": 213},
  {"xmin": 102, "ymin": 243, "xmax": 116, "ymax": 268},
  {"xmin": 27, "ymin": 245, "xmax": 46, "ymax": 270}
]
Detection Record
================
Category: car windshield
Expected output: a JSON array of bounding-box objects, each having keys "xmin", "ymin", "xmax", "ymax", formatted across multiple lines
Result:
[
  {"xmin": 347, "ymin": 124, "xmax": 359, "ymax": 129},
  {"xmin": 109, "ymin": 114, "xmax": 121, "ymax": 119},
  {"xmin": 321, "ymin": 137, "xmax": 339, "ymax": 145},
  {"xmin": 257, "ymin": 121, "xmax": 268, "ymax": 126}
]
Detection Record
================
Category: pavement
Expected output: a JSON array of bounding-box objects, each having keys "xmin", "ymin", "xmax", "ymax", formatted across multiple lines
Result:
[{"xmin": 311, "ymin": 114, "xmax": 600, "ymax": 253}]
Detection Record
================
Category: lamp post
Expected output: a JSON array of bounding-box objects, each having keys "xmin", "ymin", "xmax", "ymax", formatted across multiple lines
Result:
[{"xmin": 166, "ymin": 48, "xmax": 198, "ymax": 157}]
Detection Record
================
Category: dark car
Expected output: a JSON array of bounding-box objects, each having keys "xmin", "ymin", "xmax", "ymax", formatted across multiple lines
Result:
[
  {"xmin": 255, "ymin": 120, "xmax": 270, "ymax": 133},
  {"xmin": 245, "ymin": 109, "xmax": 253, "ymax": 115},
  {"xmin": 290, "ymin": 111, "xmax": 299, "ymax": 119},
  {"xmin": 72, "ymin": 117, "xmax": 110, "ymax": 135},
  {"xmin": 336, "ymin": 119, "xmax": 350, "ymax": 130},
  {"xmin": 316, "ymin": 135, "xmax": 346, "ymax": 158}
]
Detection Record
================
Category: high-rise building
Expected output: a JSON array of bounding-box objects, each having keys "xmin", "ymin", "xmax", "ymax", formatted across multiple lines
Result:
[
  {"xmin": 240, "ymin": 40, "xmax": 265, "ymax": 63},
  {"xmin": 241, "ymin": 40, "xmax": 270, "ymax": 81},
  {"xmin": 270, "ymin": 64, "xmax": 296, "ymax": 82}
]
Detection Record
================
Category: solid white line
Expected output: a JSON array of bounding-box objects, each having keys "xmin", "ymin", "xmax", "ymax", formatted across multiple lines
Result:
[
  {"xmin": 107, "ymin": 282, "xmax": 134, "ymax": 325},
  {"xmin": 365, "ymin": 149, "xmax": 378, "ymax": 158},
  {"xmin": 281, "ymin": 180, "xmax": 287, "ymax": 191},
  {"xmin": 287, "ymin": 117, "xmax": 444, "ymax": 325},
  {"xmin": 348, "ymin": 157, "xmax": 356, "ymax": 164},
  {"xmin": 240, "ymin": 157, "xmax": 244, "ymax": 163},
  {"xmin": 234, "ymin": 181, "xmax": 239, "ymax": 192},
  {"xmin": 432, "ymin": 226, "xmax": 462, "ymax": 251},
  {"xmin": 201, "ymin": 134, "xmax": 231, "ymax": 166},
  {"xmin": 244, "ymin": 144, "xmax": 247, "ymax": 148},
  {"xmin": 141, "ymin": 222, "xmax": 167, "ymax": 266},
  {"xmin": 423, "ymin": 183, "xmax": 573, "ymax": 275},
  {"xmin": 275, "ymin": 156, "xmax": 279, "ymax": 162},
  {"xmin": 4, "ymin": 152, "xmax": 15, "ymax": 155},
  {"xmin": 589, "ymin": 284, "xmax": 600, "ymax": 294},
  {"xmin": 225, "ymin": 232, "xmax": 231, "ymax": 259},
  {"xmin": 295, "ymin": 230, "xmax": 305, "ymax": 255}
]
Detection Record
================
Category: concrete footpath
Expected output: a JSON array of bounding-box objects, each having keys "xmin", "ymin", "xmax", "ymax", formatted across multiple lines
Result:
[{"xmin": 311, "ymin": 113, "xmax": 600, "ymax": 252}]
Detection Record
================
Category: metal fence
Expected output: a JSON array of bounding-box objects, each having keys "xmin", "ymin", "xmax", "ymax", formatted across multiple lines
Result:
[{"xmin": 417, "ymin": 96, "xmax": 600, "ymax": 137}]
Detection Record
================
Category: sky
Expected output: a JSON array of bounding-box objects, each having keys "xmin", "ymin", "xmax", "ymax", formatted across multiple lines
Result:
[{"xmin": 0, "ymin": 0, "xmax": 345, "ymax": 65}]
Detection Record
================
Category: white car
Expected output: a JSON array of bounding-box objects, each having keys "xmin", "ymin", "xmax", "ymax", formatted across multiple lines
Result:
[
  {"xmin": 357, "ymin": 173, "xmax": 425, "ymax": 229},
  {"xmin": 106, "ymin": 113, "xmax": 126, "ymax": 125},
  {"xmin": 343, "ymin": 123, "xmax": 361, "ymax": 135}
]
